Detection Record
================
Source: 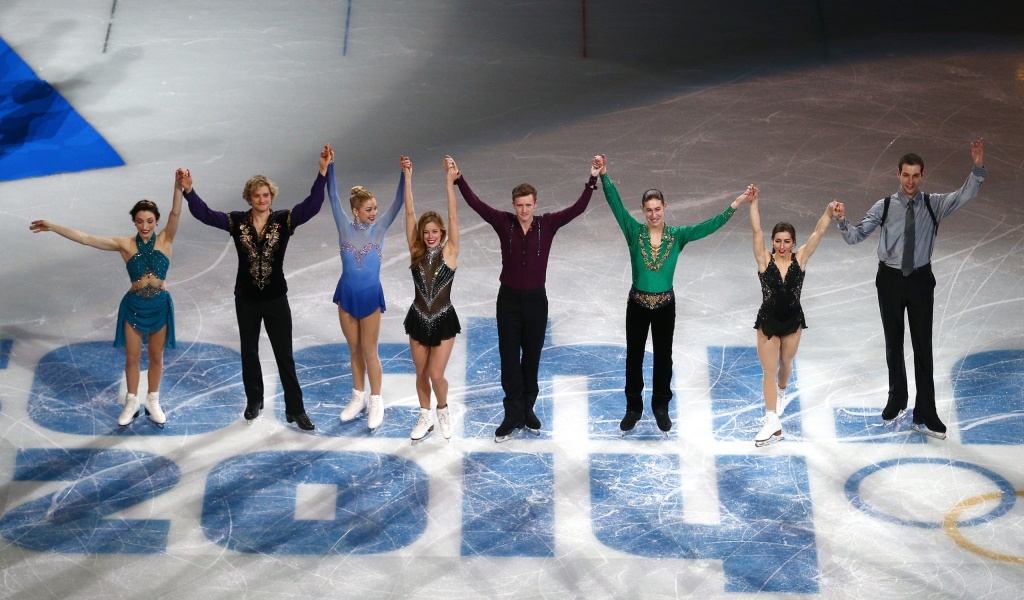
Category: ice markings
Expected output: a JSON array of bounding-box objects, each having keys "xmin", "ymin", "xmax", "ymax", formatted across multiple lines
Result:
[
  {"xmin": 590, "ymin": 453, "xmax": 819, "ymax": 594},
  {"xmin": 201, "ymin": 451, "xmax": 429, "ymax": 554},
  {"xmin": 464, "ymin": 316, "xmax": 666, "ymax": 439},
  {"xmin": 707, "ymin": 346, "xmax": 803, "ymax": 441},
  {"xmin": 0, "ymin": 449, "xmax": 180, "ymax": 553},
  {"xmin": 953, "ymin": 350, "xmax": 1024, "ymax": 445},
  {"xmin": 27, "ymin": 341, "xmax": 243, "ymax": 435},
  {"xmin": 462, "ymin": 452, "xmax": 555, "ymax": 557},
  {"xmin": 463, "ymin": 317, "xmax": 551, "ymax": 439},
  {"xmin": 291, "ymin": 343, "xmax": 418, "ymax": 437}
]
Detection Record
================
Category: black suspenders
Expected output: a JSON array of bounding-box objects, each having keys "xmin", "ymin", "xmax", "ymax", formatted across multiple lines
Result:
[{"xmin": 880, "ymin": 193, "xmax": 938, "ymax": 235}]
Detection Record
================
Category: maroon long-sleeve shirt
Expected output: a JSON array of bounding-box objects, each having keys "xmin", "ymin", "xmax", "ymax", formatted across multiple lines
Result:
[{"xmin": 456, "ymin": 175, "xmax": 597, "ymax": 290}]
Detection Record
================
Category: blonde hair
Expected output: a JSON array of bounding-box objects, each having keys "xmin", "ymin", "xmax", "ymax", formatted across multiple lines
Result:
[
  {"xmin": 242, "ymin": 175, "xmax": 279, "ymax": 204},
  {"xmin": 350, "ymin": 186, "xmax": 375, "ymax": 211},
  {"xmin": 409, "ymin": 211, "xmax": 447, "ymax": 268}
]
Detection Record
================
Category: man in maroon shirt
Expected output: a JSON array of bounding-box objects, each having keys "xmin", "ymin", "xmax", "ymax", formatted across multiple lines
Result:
[{"xmin": 450, "ymin": 156, "xmax": 601, "ymax": 442}]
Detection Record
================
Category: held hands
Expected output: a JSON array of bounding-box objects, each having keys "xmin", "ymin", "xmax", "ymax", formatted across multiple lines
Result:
[
  {"xmin": 826, "ymin": 200, "xmax": 839, "ymax": 218},
  {"xmin": 737, "ymin": 184, "xmax": 758, "ymax": 205},
  {"xmin": 732, "ymin": 184, "xmax": 757, "ymax": 210},
  {"xmin": 176, "ymin": 168, "xmax": 193, "ymax": 193},
  {"xmin": 443, "ymin": 155, "xmax": 460, "ymax": 183},
  {"xmin": 591, "ymin": 154, "xmax": 605, "ymax": 177},
  {"xmin": 319, "ymin": 144, "xmax": 334, "ymax": 174},
  {"xmin": 970, "ymin": 137, "xmax": 984, "ymax": 168},
  {"xmin": 832, "ymin": 201, "xmax": 845, "ymax": 220},
  {"xmin": 400, "ymin": 155, "xmax": 412, "ymax": 178}
]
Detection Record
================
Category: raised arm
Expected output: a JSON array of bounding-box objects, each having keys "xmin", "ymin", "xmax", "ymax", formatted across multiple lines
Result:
[
  {"xmin": 444, "ymin": 156, "xmax": 461, "ymax": 263},
  {"xmin": 326, "ymin": 161, "xmax": 347, "ymax": 233},
  {"xmin": 454, "ymin": 167, "xmax": 506, "ymax": 229},
  {"xmin": 290, "ymin": 144, "xmax": 333, "ymax": 229},
  {"xmin": 29, "ymin": 220, "xmax": 127, "ymax": 253},
  {"xmin": 544, "ymin": 157, "xmax": 598, "ymax": 230},
  {"xmin": 597, "ymin": 154, "xmax": 638, "ymax": 240},
  {"xmin": 179, "ymin": 168, "xmax": 231, "ymax": 232},
  {"xmin": 161, "ymin": 172, "xmax": 184, "ymax": 244},
  {"xmin": 376, "ymin": 168, "xmax": 406, "ymax": 232},
  {"xmin": 675, "ymin": 190, "xmax": 748, "ymax": 246},
  {"xmin": 930, "ymin": 137, "xmax": 987, "ymax": 220},
  {"xmin": 745, "ymin": 185, "xmax": 768, "ymax": 272},
  {"xmin": 402, "ymin": 155, "xmax": 417, "ymax": 251},
  {"xmin": 795, "ymin": 201, "xmax": 838, "ymax": 267}
]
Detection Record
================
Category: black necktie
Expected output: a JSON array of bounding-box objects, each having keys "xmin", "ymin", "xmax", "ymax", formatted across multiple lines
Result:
[{"xmin": 902, "ymin": 199, "xmax": 916, "ymax": 276}]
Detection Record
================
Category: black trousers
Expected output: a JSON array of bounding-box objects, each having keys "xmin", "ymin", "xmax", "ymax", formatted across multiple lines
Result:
[
  {"xmin": 875, "ymin": 262, "xmax": 936, "ymax": 422},
  {"xmin": 235, "ymin": 294, "xmax": 305, "ymax": 415},
  {"xmin": 624, "ymin": 297, "xmax": 676, "ymax": 411},
  {"xmin": 495, "ymin": 285, "xmax": 548, "ymax": 426}
]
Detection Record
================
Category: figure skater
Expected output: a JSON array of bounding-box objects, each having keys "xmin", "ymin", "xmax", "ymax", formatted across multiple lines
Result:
[{"xmin": 30, "ymin": 176, "xmax": 183, "ymax": 427}]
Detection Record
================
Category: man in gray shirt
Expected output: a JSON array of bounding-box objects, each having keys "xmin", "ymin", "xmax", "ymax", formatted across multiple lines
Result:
[{"xmin": 834, "ymin": 138, "xmax": 985, "ymax": 440}]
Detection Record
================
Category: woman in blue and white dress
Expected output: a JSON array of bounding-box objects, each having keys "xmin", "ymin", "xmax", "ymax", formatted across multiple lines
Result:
[{"xmin": 329, "ymin": 157, "xmax": 405, "ymax": 430}]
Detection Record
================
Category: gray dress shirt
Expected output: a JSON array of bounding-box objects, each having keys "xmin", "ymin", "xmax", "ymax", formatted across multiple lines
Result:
[{"xmin": 837, "ymin": 166, "xmax": 987, "ymax": 269}]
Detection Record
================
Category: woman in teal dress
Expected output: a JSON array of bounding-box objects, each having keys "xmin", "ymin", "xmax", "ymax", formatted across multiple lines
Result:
[{"xmin": 30, "ymin": 175, "xmax": 183, "ymax": 427}]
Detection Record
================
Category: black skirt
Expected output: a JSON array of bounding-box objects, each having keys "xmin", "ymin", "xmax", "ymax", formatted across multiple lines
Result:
[
  {"xmin": 754, "ymin": 309, "xmax": 807, "ymax": 340},
  {"xmin": 404, "ymin": 305, "xmax": 462, "ymax": 347}
]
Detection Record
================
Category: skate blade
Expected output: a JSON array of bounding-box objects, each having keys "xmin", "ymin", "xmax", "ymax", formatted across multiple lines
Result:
[
  {"xmin": 339, "ymin": 412, "xmax": 364, "ymax": 423},
  {"xmin": 119, "ymin": 411, "xmax": 140, "ymax": 427},
  {"xmin": 754, "ymin": 433, "xmax": 784, "ymax": 447},
  {"xmin": 909, "ymin": 423, "xmax": 947, "ymax": 440},
  {"xmin": 410, "ymin": 427, "xmax": 433, "ymax": 445},
  {"xmin": 494, "ymin": 428, "xmax": 522, "ymax": 443},
  {"xmin": 882, "ymin": 409, "xmax": 907, "ymax": 427},
  {"xmin": 525, "ymin": 427, "xmax": 541, "ymax": 436},
  {"xmin": 144, "ymin": 410, "xmax": 166, "ymax": 428}
]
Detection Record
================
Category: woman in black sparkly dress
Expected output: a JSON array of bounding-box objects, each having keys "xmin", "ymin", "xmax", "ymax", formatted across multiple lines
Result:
[
  {"xmin": 402, "ymin": 155, "xmax": 462, "ymax": 442},
  {"xmin": 746, "ymin": 184, "xmax": 837, "ymax": 446}
]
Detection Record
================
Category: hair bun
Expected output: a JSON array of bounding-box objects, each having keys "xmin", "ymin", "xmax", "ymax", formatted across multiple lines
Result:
[{"xmin": 350, "ymin": 185, "xmax": 366, "ymax": 194}]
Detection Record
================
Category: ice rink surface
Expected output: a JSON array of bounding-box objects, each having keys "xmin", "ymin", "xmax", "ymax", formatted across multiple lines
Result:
[{"xmin": 1, "ymin": 1, "xmax": 1023, "ymax": 598}]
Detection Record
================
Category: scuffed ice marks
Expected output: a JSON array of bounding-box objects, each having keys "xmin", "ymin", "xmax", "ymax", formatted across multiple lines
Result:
[
  {"xmin": 0, "ymin": 449, "xmax": 180, "ymax": 553},
  {"xmin": 590, "ymin": 453, "xmax": 819, "ymax": 593},
  {"xmin": 27, "ymin": 341, "xmax": 243, "ymax": 436},
  {"xmin": 200, "ymin": 451, "xmax": 429, "ymax": 554},
  {"xmin": 461, "ymin": 452, "xmax": 555, "ymax": 557}
]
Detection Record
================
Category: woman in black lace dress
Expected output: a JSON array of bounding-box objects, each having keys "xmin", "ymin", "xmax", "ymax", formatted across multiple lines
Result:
[
  {"xmin": 402, "ymin": 155, "xmax": 462, "ymax": 442},
  {"xmin": 746, "ymin": 185, "xmax": 837, "ymax": 446}
]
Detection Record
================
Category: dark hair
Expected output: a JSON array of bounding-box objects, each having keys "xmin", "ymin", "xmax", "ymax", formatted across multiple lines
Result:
[
  {"xmin": 512, "ymin": 183, "xmax": 537, "ymax": 201},
  {"xmin": 409, "ymin": 211, "xmax": 447, "ymax": 268},
  {"xmin": 898, "ymin": 153, "xmax": 925, "ymax": 172},
  {"xmin": 641, "ymin": 189, "xmax": 664, "ymax": 206},
  {"xmin": 130, "ymin": 200, "xmax": 160, "ymax": 221},
  {"xmin": 770, "ymin": 222, "xmax": 796, "ymax": 253}
]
